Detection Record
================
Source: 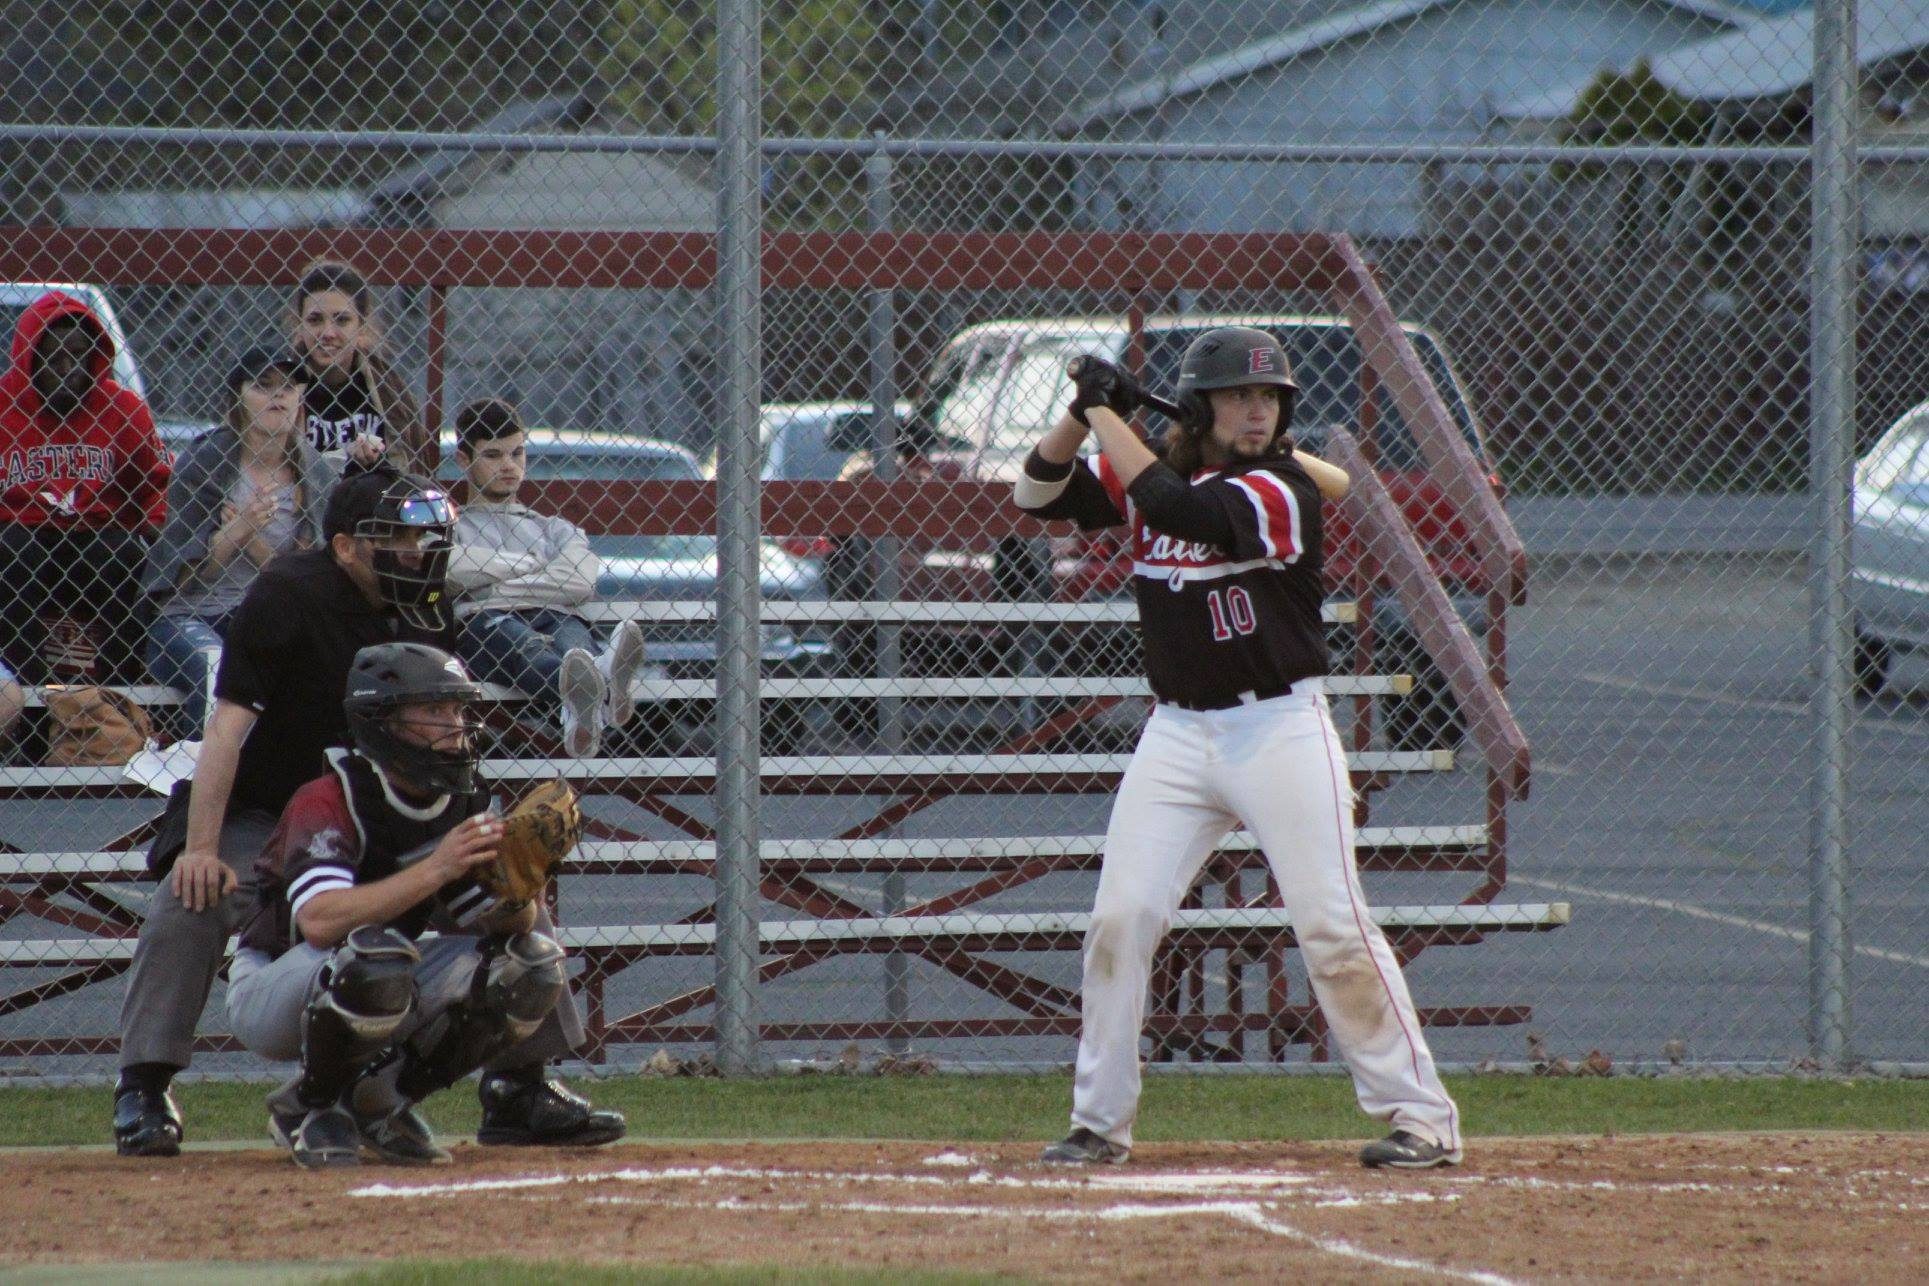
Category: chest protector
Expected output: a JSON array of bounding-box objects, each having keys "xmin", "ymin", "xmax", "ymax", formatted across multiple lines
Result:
[{"xmin": 326, "ymin": 748, "xmax": 492, "ymax": 888}]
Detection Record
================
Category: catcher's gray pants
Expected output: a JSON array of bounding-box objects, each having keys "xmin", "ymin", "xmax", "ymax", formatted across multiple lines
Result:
[
  {"xmin": 228, "ymin": 931, "xmax": 553, "ymax": 1117},
  {"xmin": 226, "ymin": 935, "xmax": 490, "ymax": 1060},
  {"xmin": 119, "ymin": 806, "xmax": 585, "ymax": 1072}
]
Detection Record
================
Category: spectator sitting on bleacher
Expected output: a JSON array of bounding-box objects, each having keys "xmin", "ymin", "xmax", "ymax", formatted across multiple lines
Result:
[
  {"xmin": 290, "ymin": 260, "xmax": 434, "ymax": 475},
  {"xmin": 0, "ymin": 290, "xmax": 171, "ymax": 684},
  {"xmin": 445, "ymin": 397, "xmax": 645, "ymax": 758},
  {"xmin": 142, "ymin": 345, "xmax": 337, "ymax": 738}
]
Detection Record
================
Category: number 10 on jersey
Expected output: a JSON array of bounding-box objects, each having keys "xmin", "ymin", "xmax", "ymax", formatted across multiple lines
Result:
[{"xmin": 1205, "ymin": 586, "xmax": 1257, "ymax": 641}]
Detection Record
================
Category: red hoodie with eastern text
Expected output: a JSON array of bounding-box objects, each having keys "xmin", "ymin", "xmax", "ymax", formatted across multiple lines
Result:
[{"xmin": 0, "ymin": 291, "xmax": 169, "ymax": 530}]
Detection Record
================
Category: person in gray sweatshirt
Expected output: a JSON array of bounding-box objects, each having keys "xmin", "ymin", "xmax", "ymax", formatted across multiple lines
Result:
[{"xmin": 446, "ymin": 398, "xmax": 644, "ymax": 757}]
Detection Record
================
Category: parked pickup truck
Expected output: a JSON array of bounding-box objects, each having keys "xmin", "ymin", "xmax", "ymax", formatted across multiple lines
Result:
[{"xmin": 832, "ymin": 313, "xmax": 1502, "ymax": 751}]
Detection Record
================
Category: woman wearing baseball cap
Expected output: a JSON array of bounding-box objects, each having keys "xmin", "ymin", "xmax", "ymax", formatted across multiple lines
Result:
[{"xmin": 141, "ymin": 344, "xmax": 337, "ymax": 737}]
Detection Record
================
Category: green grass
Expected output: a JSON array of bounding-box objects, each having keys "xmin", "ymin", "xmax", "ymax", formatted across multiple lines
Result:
[
  {"xmin": 3, "ymin": 1072, "xmax": 1922, "ymax": 1150},
  {"xmin": 328, "ymin": 1261, "xmax": 1015, "ymax": 1285}
]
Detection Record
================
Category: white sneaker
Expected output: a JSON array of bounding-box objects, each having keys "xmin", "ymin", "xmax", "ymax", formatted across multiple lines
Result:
[
  {"xmin": 596, "ymin": 620, "xmax": 647, "ymax": 730},
  {"xmin": 558, "ymin": 648, "xmax": 606, "ymax": 758}
]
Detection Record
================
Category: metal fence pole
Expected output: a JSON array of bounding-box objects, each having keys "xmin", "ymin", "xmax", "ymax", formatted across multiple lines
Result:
[
  {"xmin": 867, "ymin": 140, "xmax": 910, "ymax": 1051},
  {"xmin": 1807, "ymin": 0, "xmax": 1856, "ymax": 1068},
  {"xmin": 714, "ymin": 0, "xmax": 763, "ymax": 1075}
]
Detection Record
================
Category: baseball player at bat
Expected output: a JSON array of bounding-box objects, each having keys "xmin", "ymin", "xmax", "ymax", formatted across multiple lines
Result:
[
  {"xmin": 1015, "ymin": 327, "xmax": 1462, "ymax": 1170},
  {"xmin": 226, "ymin": 641, "xmax": 613, "ymax": 1168}
]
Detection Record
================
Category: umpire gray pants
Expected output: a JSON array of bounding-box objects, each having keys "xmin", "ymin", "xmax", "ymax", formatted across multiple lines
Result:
[
  {"xmin": 118, "ymin": 809, "xmax": 586, "ymax": 1072},
  {"xmin": 117, "ymin": 809, "xmax": 278, "ymax": 1071}
]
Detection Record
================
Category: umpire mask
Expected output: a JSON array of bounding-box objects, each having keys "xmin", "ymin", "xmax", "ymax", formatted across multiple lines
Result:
[
  {"xmin": 355, "ymin": 479, "xmax": 456, "ymax": 631},
  {"xmin": 345, "ymin": 642, "xmax": 487, "ymax": 796}
]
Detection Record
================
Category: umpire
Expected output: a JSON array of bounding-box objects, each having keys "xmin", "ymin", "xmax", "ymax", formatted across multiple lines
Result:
[{"xmin": 113, "ymin": 463, "xmax": 622, "ymax": 1155}]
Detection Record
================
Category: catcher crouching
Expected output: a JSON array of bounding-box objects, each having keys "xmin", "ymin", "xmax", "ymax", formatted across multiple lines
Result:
[{"xmin": 226, "ymin": 641, "xmax": 621, "ymax": 1168}]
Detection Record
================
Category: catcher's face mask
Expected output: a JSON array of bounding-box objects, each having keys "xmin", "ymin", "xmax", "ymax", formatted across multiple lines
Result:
[
  {"xmin": 355, "ymin": 695, "xmax": 482, "ymax": 797},
  {"xmin": 355, "ymin": 488, "xmax": 455, "ymax": 631}
]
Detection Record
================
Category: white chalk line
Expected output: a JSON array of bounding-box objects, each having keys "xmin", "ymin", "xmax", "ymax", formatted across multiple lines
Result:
[
  {"xmin": 1225, "ymin": 1205, "xmax": 1520, "ymax": 1285},
  {"xmin": 352, "ymin": 1164, "xmax": 1501, "ymax": 1282},
  {"xmin": 353, "ymin": 1163, "xmax": 1329, "ymax": 1200},
  {"xmin": 576, "ymin": 1193, "xmax": 1506, "ymax": 1284},
  {"xmin": 1512, "ymin": 875, "xmax": 1929, "ymax": 971}
]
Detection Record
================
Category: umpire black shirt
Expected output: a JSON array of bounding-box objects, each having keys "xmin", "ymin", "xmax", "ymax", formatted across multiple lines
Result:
[{"xmin": 213, "ymin": 547, "xmax": 449, "ymax": 817}]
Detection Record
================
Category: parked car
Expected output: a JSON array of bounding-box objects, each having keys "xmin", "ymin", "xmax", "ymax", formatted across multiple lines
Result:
[
  {"xmin": 837, "ymin": 313, "xmax": 1502, "ymax": 750},
  {"xmin": 753, "ymin": 401, "xmax": 915, "ymax": 560},
  {"xmin": 1852, "ymin": 399, "xmax": 1929, "ymax": 696}
]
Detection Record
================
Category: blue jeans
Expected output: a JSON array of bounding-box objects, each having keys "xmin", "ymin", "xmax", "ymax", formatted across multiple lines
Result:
[
  {"xmin": 457, "ymin": 608, "xmax": 597, "ymax": 699},
  {"xmin": 146, "ymin": 612, "xmax": 231, "ymax": 737}
]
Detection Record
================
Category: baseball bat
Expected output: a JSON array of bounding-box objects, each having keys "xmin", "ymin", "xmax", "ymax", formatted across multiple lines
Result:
[{"xmin": 1066, "ymin": 355, "xmax": 1184, "ymax": 421}]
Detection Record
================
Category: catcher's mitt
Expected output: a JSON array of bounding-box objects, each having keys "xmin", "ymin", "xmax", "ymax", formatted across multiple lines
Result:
[{"xmin": 483, "ymin": 776, "xmax": 582, "ymax": 904}]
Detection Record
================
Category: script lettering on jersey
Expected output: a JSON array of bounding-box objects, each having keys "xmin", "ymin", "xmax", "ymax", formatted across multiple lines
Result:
[
  {"xmin": 1138, "ymin": 527, "xmax": 1218, "ymax": 567},
  {"xmin": 2, "ymin": 444, "xmax": 115, "ymax": 492}
]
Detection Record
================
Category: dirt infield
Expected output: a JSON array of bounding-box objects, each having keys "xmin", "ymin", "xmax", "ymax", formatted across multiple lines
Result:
[{"xmin": 5, "ymin": 1134, "xmax": 1921, "ymax": 1282}]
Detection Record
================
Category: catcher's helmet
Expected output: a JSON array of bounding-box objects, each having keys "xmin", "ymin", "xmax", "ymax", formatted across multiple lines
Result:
[
  {"xmin": 324, "ymin": 467, "xmax": 456, "ymax": 632},
  {"xmin": 1172, "ymin": 327, "xmax": 1300, "ymax": 442},
  {"xmin": 344, "ymin": 642, "xmax": 487, "ymax": 795}
]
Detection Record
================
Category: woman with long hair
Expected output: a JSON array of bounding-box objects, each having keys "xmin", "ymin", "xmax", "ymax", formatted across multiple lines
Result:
[
  {"xmin": 289, "ymin": 260, "xmax": 433, "ymax": 474},
  {"xmin": 142, "ymin": 346, "xmax": 335, "ymax": 736}
]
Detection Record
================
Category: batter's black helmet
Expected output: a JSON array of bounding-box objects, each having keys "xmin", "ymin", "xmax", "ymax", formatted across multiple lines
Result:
[
  {"xmin": 344, "ymin": 642, "xmax": 487, "ymax": 795},
  {"xmin": 1172, "ymin": 327, "xmax": 1300, "ymax": 441}
]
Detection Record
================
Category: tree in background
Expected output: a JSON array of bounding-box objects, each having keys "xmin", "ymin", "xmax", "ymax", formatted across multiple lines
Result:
[{"xmin": 599, "ymin": 0, "xmax": 878, "ymax": 224}]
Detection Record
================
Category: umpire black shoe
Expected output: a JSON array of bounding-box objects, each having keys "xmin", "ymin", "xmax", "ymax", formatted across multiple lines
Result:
[
  {"xmin": 290, "ymin": 1105, "xmax": 362, "ymax": 1170},
  {"xmin": 1360, "ymin": 1130, "xmax": 1463, "ymax": 1169},
  {"xmin": 1040, "ymin": 1127, "xmax": 1130, "ymax": 1166},
  {"xmin": 477, "ymin": 1072, "xmax": 626, "ymax": 1147},
  {"xmin": 357, "ymin": 1104, "xmax": 452, "ymax": 1166},
  {"xmin": 112, "ymin": 1086, "xmax": 183, "ymax": 1158}
]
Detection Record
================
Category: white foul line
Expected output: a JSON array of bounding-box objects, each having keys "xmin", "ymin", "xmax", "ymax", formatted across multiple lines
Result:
[
  {"xmin": 579, "ymin": 1193, "xmax": 1517, "ymax": 1284},
  {"xmin": 352, "ymin": 1165, "xmax": 1515, "ymax": 1284},
  {"xmin": 1513, "ymin": 875, "xmax": 1929, "ymax": 971},
  {"xmin": 1226, "ymin": 1205, "xmax": 1520, "ymax": 1285}
]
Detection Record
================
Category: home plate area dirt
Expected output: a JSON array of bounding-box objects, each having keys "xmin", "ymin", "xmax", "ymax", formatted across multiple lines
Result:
[{"xmin": 6, "ymin": 1135, "xmax": 1922, "ymax": 1282}]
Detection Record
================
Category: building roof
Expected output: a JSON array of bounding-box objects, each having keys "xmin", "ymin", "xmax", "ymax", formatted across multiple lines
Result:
[
  {"xmin": 1055, "ymin": 0, "xmax": 1750, "ymax": 131},
  {"xmin": 1500, "ymin": 0, "xmax": 1929, "ymax": 118}
]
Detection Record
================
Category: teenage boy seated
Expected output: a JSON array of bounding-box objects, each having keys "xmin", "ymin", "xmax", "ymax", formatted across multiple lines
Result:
[{"xmin": 445, "ymin": 398, "xmax": 644, "ymax": 757}]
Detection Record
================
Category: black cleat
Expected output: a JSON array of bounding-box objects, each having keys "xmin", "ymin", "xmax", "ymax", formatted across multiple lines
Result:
[
  {"xmin": 357, "ymin": 1104, "xmax": 451, "ymax": 1166},
  {"xmin": 477, "ymin": 1073, "xmax": 626, "ymax": 1147},
  {"xmin": 1040, "ymin": 1127, "xmax": 1130, "ymax": 1166},
  {"xmin": 113, "ymin": 1086, "xmax": 183, "ymax": 1158},
  {"xmin": 1360, "ymin": 1130, "xmax": 1463, "ymax": 1169},
  {"xmin": 290, "ymin": 1105, "xmax": 362, "ymax": 1170}
]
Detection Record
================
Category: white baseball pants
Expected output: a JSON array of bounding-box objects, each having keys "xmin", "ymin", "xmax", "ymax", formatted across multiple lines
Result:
[{"xmin": 1068, "ymin": 683, "xmax": 1460, "ymax": 1151}]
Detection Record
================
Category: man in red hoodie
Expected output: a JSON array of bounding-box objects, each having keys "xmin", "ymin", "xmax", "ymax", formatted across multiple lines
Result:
[{"xmin": 0, "ymin": 291, "xmax": 170, "ymax": 684}]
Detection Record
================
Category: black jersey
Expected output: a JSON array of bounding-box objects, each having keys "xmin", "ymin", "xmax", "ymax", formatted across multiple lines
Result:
[
  {"xmin": 303, "ymin": 370, "xmax": 389, "ymax": 455},
  {"xmin": 214, "ymin": 548, "xmax": 451, "ymax": 816},
  {"xmin": 1027, "ymin": 451, "xmax": 1328, "ymax": 707}
]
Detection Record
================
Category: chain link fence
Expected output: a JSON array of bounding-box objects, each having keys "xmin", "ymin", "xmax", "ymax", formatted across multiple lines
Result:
[{"xmin": 0, "ymin": 0, "xmax": 1921, "ymax": 1082}]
